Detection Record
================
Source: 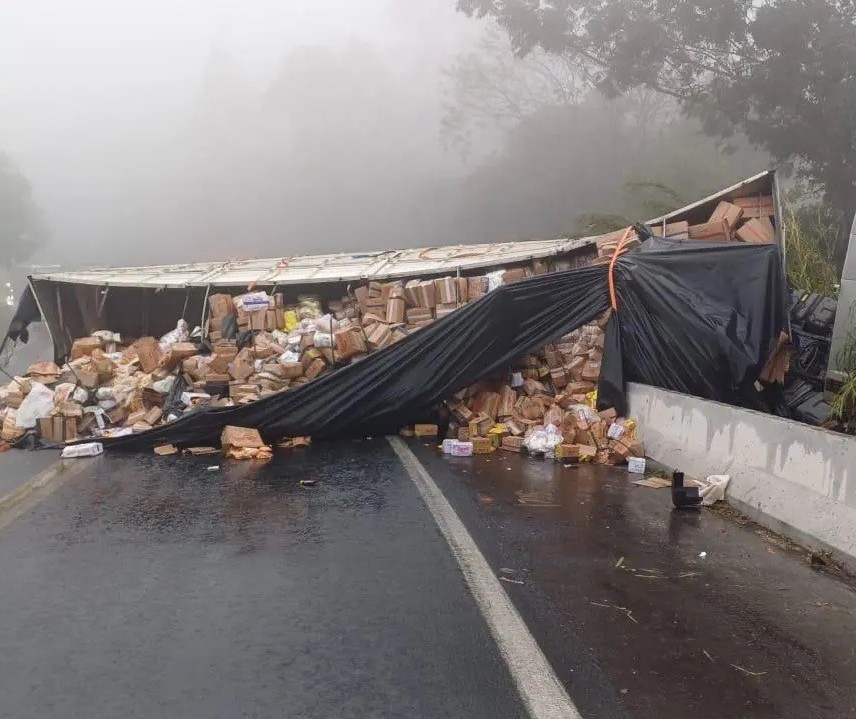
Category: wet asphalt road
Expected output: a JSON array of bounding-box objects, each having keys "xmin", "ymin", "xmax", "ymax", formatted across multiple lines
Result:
[
  {"xmin": 0, "ymin": 441, "xmax": 524, "ymax": 719},
  {"xmin": 1, "ymin": 439, "xmax": 856, "ymax": 718}
]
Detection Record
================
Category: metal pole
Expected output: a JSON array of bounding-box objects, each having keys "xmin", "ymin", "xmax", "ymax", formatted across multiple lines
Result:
[{"xmin": 200, "ymin": 284, "xmax": 212, "ymax": 341}]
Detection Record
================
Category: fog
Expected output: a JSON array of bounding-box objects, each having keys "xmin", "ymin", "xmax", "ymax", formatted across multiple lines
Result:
[{"xmin": 0, "ymin": 0, "xmax": 767, "ymax": 273}]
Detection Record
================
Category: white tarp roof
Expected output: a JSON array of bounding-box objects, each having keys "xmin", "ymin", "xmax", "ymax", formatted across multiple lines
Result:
[
  {"xmin": 29, "ymin": 169, "xmax": 778, "ymax": 290},
  {"xmin": 30, "ymin": 237, "xmax": 595, "ymax": 289}
]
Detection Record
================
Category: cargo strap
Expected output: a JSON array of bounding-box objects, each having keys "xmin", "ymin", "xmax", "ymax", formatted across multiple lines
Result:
[{"xmin": 608, "ymin": 227, "xmax": 634, "ymax": 311}]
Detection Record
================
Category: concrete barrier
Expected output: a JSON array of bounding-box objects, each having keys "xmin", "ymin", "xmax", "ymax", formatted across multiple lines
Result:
[{"xmin": 627, "ymin": 382, "xmax": 856, "ymax": 567}]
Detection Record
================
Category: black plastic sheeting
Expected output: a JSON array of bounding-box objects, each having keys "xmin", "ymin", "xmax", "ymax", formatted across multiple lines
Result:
[
  {"xmin": 4, "ymin": 285, "xmax": 40, "ymax": 345},
  {"xmin": 97, "ymin": 240, "xmax": 787, "ymax": 451}
]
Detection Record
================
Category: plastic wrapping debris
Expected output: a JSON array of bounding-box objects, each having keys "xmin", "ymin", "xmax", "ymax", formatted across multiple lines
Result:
[
  {"xmin": 313, "ymin": 332, "xmax": 333, "ymax": 348},
  {"xmin": 697, "ymin": 474, "xmax": 731, "ymax": 505},
  {"xmin": 15, "ymin": 382, "xmax": 54, "ymax": 428},
  {"xmin": 152, "ymin": 376, "xmax": 177, "ymax": 394},
  {"xmin": 159, "ymin": 319, "xmax": 190, "ymax": 351},
  {"xmin": 524, "ymin": 424, "xmax": 563, "ymax": 454},
  {"xmin": 297, "ymin": 295, "xmax": 323, "ymax": 319},
  {"xmin": 313, "ymin": 314, "xmax": 338, "ymax": 334},
  {"xmin": 486, "ymin": 270, "xmax": 505, "ymax": 292}
]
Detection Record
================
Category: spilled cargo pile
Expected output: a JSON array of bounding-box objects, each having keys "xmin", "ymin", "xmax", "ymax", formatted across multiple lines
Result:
[
  {"xmin": 422, "ymin": 315, "xmax": 645, "ymax": 467},
  {"xmin": 0, "ymin": 265, "xmax": 589, "ymax": 451}
]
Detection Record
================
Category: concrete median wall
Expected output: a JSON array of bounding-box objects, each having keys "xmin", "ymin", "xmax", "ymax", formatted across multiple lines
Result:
[{"xmin": 627, "ymin": 383, "xmax": 856, "ymax": 567}]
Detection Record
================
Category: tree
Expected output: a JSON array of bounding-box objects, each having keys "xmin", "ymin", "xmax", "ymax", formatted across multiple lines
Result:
[
  {"xmin": 456, "ymin": 0, "xmax": 856, "ymax": 256},
  {"xmin": 0, "ymin": 152, "xmax": 46, "ymax": 269}
]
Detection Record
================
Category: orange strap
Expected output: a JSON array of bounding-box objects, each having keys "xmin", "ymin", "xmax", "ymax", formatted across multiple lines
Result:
[{"xmin": 608, "ymin": 227, "xmax": 634, "ymax": 311}]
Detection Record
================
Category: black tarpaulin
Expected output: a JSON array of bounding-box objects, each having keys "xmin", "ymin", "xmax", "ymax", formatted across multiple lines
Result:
[{"xmin": 96, "ymin": 240, "xmax": 787, "ymax": 451}]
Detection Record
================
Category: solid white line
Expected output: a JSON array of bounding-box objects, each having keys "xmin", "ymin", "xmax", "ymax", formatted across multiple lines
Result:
[
  {"xmin": 388, "ymin": 437, "xmax": 582, "ymax": 719},
  {"xmin": 0, "ymin": 458, "xmax": 91, "ymax": 531}
]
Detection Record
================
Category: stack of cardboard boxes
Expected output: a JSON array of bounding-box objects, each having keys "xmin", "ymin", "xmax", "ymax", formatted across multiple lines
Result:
[{"xmin": 436, "ymin": 313, "xmax": 644, "ymax": 466}]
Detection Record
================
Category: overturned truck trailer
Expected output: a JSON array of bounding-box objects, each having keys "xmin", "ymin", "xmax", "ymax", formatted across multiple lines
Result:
[{"xmin": 2, "ymin": 170, "xmax": 792, "ymax": 450}]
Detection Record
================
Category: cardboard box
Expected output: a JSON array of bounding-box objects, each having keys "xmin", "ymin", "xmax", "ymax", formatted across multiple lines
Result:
[
  {"xmin": 133, "ymin": 337, "xmax": 162, "ymax": 374},
  {"xmin": 736, "ymin": 216, "xmax": 775, "ymax": 244},
  {"xmin": 404, "ymin": 279, "xmax": 422, "ymax": 307},
  {"xmin": 334, "ymin": 327, "xmax": 368, "ymax": 358},
  {"xmin": 502, "ymin": 268, "xmax": 527, "ymax": 284},
  {"xmin": 456, "ymin": 277, "xmax": 468, "ymax": 304},
  {"xmin": 555, "ymin": 443, "xmax": 580, "ymax": 460},
  {"xmin": 522, "ymin": 378, "xmax": 548, "ymax": 396},
  {"xmin": 414, "ymin": 424, "xmax": 439, "ymax": 437},
  {"xmin": 449, "ymin": 402, "xmax": 474, "ymax": 424},
  {"xmin": 467, "ymin": 276, "xmax": 486, "ymax": 301},
  {"xmin": 581, "ymin": 361, "xmax": 601, "ymax": 382},
  {"xmin": 304, "ymin": 358, "xmax": 326, "ymax": 380},
  {"xmin": 415, "ymin": 281, "xmax": 437, "ymax": 308},
  {"xmin": 497, "ymin": 386, "xmax": 517, "ymax": 418},
  {"xmin": 249, "ymin": 311, "xmax": 266, "ymax": 332},
  {"xmin": 468, "ymin": 415, "xmax": 493, "ymax": 437},
  {"xmin": 435, "ymin": 303, "xmax": 457, "ymax": 320},
  {"xmin": 473, "ymin": 391, "xmax": 501, "ymax": 420},
  {"xmin": 501, "ymin": 435, "xmax": 525, "ymax": 452},
  {"xmin": 564, "ymin": 356, "xmax": 586, "ymax": 380},
  {"xmin": 159, "ymin": 342, "xmax": 199, "ymax": 371},
  {"xmin": 450, "ymin": 441, "xmax": 473, "ymax": 456},
  {"xmin": 38, "ymin": 416, "xmax": 54, "ymax": 441},
  {"xmin": 732, "ymin": 195, "xmax": 774, "ymax": 218},
  {"xmin": 433, "ymin": 277, "xmax": 457, "ymax": 304},
  {"xmin": 709, "ymin": 201, "xmax": 744, "ymax": 232},
  {"xmin": 471, "ymin": 437, "xmax": 495, "ymax": 454},
  {"xmin": 650, "ymin": 221, "xmax": 689, "ymax": 241},
  {"xmin": 70, "ymin": 337, "xmax": 103, "ymax": 361},
  {"xmin": 208, "ymin": 293, "xmax": 235, "ymax": 318},
  {"xmin": 143, "ymin": 407, "xmax": 163, "ymax": 426},
  {"xmin": 73, "ymin": 369, "xmax": 99, "ymax": 389},
  {"xmin": 366, "ymin": 323, "xmax": 393, "ymax": 349},
  {"xmin": 386, "ymin": 297, "xmax": 405, "ymax": 324},
  {"xmin": 221, "ymin": 425, "xmax": 265, "ymax": 451},
  {"xmin": 106, "ymin": 405, "xmax": 127, "ymax": 425},
  {"xmin": 550, "ymin": 368, "xmax": 568, "ymax": 388},
  {"xmin": 598, "ymin": 407, "xmax": 617, "ymax": 423},
  {"xmin": 687, "ymin": 218, "xmax": 730, "ymax": 242},
  {"xmin": 406, "ymin": 307, "xmax": 433, "ymax": 323}
]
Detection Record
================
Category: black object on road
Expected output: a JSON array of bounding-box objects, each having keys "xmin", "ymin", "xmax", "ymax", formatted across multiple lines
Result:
[{"xmin": 671, "ymin": 471, "xmax": 702, "ymax": 510}]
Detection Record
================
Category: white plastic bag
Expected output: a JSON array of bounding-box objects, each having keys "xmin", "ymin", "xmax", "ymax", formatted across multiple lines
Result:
[
  {"xmin": 152, "ymin": 376, "xmax": 176, "ymax": 394},
  {"xmin": 271, "ymin": 330, "xmax": 290, "ymax": 346},
  {"xmin": 313, "ymin": 332, "xmax": 333, "ymax": 348},
  {"xmin": 279, "ymin": 350, "xmax": 300, "ymax": 364},
  {"xmin": 159, "ymin": 319, "xmax": 190, "ymax": 351},
  {"xmin": 314, "ymin": 314, "xmax": 338, "ymax": 334},
  {"xmin": 524, "ymin": 424, "xmax": 563, "ymax": 454},
  {"xmin": 92, "ymin": 330, "xmax": 121, "ymax": 344},
  {"xmin": 698, "ymin": 474, "xmax": 731, "ymax": 505},
  {"xmin": 15, "ymin": 382, "xmax": 55, "ymax": 428},
  {"xmin": 486, "ymin": 270, "xmax": 505, "ymax": 292}
]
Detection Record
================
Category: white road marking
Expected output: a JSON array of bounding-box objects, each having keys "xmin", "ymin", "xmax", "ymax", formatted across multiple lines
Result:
[
  {"xmin": 388, "ymin": 437, "xmax": 582, "ymax": 719},
  {"xmin": 0, "ymin": 459, "xmax": 91, "ymax": 531}
]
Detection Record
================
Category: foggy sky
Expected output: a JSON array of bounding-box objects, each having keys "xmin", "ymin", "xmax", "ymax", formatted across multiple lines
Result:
[
  {"xmin": 0, "ymin": 0, "xmax": 481, "ymax": 269},
  {"xmin": 0, "ymin": 1, "xmax": 768, "ymax": 274}
]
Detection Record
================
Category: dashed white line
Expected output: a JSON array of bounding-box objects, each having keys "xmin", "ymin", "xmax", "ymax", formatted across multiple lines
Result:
[{"xmin": 388, "ymin": 437, "xmax": 581, "ymax": 719}]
